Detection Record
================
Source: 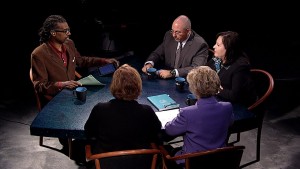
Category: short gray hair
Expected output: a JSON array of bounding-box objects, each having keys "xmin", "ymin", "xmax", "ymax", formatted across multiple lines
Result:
[{"xmin": 187, "ymin": 66, "xmax": 220, "ymax": 98}]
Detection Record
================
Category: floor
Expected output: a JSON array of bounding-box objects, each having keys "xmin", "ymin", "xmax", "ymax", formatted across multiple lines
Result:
[{"xmin": 0, "ymin": 77, "xmax": 300, "ymax": 169}]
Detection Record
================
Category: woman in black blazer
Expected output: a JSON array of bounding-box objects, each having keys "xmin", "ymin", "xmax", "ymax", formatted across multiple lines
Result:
[{"xmin": 207, "ymin": 31, "xmax": 257, "ymax": 120}]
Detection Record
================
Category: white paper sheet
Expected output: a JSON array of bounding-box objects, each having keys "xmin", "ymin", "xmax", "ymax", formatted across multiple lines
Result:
[{"xmin": 155, "ymin": 108, "xmax": 180, "ymax": 129}]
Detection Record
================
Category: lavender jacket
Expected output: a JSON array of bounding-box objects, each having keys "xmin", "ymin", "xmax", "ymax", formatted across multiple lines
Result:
[{"xmin": 165, "ymin": 96, "xmax": 233, "ymax": 160}]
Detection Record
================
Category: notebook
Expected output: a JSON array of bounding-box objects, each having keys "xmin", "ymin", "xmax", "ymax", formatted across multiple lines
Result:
[{"xmin": 147, "ymin": 94, "xmax": 179, "ymax": 111}]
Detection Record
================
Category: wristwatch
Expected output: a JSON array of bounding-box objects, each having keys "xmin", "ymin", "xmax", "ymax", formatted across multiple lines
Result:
[{"xmin": 170, "ymin": 69, "xmax": 176, "ymax": 77}]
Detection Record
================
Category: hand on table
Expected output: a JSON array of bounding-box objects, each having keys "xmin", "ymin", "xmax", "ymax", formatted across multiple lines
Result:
[
  {"xmin": 142, "ymin": 63, "xmax": 153, "ymax": 74},
  {"xmin": 157, "ymin": 69, "xmax": 173, "ymax": 79},
  {"xmin": 107, "ymin": 58, "xmax": 120, "ymax": 67},
  {"xmin": 61, "ymin": 80, "xmax": 82, "ymax": 89}
]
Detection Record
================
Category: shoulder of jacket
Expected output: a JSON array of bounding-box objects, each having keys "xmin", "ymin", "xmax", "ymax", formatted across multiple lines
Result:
[{"xmin": 32, "ymin": 43, "xmax": 49, "ymax": 56}]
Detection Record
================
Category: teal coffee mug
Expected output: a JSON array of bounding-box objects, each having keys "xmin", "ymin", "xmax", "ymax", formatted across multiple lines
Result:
[
  {"xmin": 75, "ymin": 86, "xmax": 87, "ymax": 102},
  {"xmin": 147, "ymin": 68, "xmax": 157, "ymax": 80},
  {"xmin": 175, "ymin": 77, "xmax": 186, "ymax": 92},
  {"xmin": 185, "ymin": 93, "xmax": 197, "ymax": 106}
]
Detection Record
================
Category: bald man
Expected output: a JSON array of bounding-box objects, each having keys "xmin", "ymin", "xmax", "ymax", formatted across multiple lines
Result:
[{"xmin": 142, "ymin": 15, "xmax": 209, "ymax": 78}]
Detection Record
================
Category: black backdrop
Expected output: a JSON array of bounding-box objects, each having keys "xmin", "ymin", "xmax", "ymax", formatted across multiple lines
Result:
[{"xmin": 1, "ymin": 0, "xmax": 299, "ymax": 106}]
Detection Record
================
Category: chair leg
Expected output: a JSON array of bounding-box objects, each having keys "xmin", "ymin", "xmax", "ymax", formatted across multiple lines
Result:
[
  {"xmin": 239, "ymin": 128, "xmax": 261, "ymax": 168},
  {"xmin": 256, "ymin": 127, "xmax": 262, "ymax": 161},
  {"xmin": 68, "ymin": 138, "xmax": 72, "ymax": 158},
  {"xmin": 39, "ymin": 136, "xmax": 43, "ymax": 146},
  {"xmin": 236, "ymin": 132, "xmax": 241, "ymax": 142},
  {"xmin": 95, "ymin": 159, "xmax": 100, "ymax": 169},
  {"xmin": 162, "ymin": 157, "xmax": 168, "ymax": 169},
  {"xmin": 152, "ymin": 154, "xmax": 158, "ymax": 169}
]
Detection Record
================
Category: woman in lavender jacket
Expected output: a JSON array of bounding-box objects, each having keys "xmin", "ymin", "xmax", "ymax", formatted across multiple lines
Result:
[{"xmin": 164, "ymin": 66, "xmax": 234, "ymax": 167}]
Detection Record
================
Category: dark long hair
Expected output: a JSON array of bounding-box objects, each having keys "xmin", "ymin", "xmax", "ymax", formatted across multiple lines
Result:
[
  {"xmin": 217, "ymin": 31, "xmax": 249, "ymax": 66},
  {"xmin": 38, "ymin": 15, "xmax": 66, "ymax": 44}
]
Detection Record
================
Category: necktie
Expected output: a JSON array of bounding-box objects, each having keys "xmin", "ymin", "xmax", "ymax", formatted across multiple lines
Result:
[{"xmin": 174, "ymin": 42, "xmax": 182, "ymax": 68}]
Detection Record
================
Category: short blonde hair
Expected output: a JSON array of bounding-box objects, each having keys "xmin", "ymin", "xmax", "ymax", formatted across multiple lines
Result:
[
  {"xmin": 187, "ymin": 66, "xmax": 220, "ymax": 98},
  {"xmin": 110, "ymin": 64, "xmax": 142, "ymax": 100}
]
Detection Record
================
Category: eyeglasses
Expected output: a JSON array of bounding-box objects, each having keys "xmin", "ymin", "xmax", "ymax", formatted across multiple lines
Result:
[
  {"xmin": 170, "ymin": 30, "xmax": 183, "ymax": 35},
  {"xmin": 54, "ymin": 28, "xmax": 71, "ymax": 34}
]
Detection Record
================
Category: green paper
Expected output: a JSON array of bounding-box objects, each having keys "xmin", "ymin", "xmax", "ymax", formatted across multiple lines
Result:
[{"xmin": 77, "ymin": 75, "xmax": 105, "ymax": 86}]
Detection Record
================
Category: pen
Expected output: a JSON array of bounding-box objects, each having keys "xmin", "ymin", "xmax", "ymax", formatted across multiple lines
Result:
[{"xmin": 164, "ymin": 102, "xmax": 178, "ymax": 108}]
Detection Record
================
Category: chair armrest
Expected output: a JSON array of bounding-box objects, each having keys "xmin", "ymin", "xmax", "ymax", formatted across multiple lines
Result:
[
  {"xmin": 85, "ymin": 144, "xmax": 161, "ymax": 160},
  {"xmin": 85, "ymin": 144, "xmax": 93, "ymax": 160},
  {"xmin": 159, "ymin": 145, "xmax": 173, "ymax": 159},
  {"xmin": 75, "ymin": 71, "xmax": 82, "ymax": 79}
]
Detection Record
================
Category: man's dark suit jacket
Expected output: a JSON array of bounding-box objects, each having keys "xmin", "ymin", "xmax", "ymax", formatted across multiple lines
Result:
[{"xmin": 146, "ymin": 30, "xmax": 209, "ymax": 77}]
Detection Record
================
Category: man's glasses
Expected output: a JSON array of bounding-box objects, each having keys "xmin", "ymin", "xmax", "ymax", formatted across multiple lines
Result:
[
  {"xmin": 170, "ymin": 30, "xmax": 183, "ymax": 35},
  {"xmin": 54, "ymin": 28, "xmax": 71, "ymax": 34}
]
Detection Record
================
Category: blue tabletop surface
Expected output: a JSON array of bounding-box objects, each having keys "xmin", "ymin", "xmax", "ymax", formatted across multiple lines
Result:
[{"xmin": 30, "ymin": 72, "xmax": 191, "ymax": 139}]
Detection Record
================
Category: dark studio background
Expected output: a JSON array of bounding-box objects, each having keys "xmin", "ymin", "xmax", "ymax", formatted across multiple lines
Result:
[{"xmin": 1, "ymin": 0, "xmax": 300, "ymax": 114}]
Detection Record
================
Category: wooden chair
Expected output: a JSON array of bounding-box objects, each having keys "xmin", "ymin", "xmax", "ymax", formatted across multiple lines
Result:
[
  {"xmin": 85, "ymin": 144, "xmax": 161, "ymax": 169},
  {"xmin": 208, "ymin": 48, "xmax": 215, "ymax": 61},
  {"xmin": 29, "ymin": 68, "xmax": 45, "ymax": 146},
  {"xmin": 159, "ymin": 145, "xmax": 245, "ymax": 169},
  {"xmin": 29, "ymin": 68, "xmax": 82, "ymax": 157},
  {"xmin": 227, "ymin": 69, "xmax": 274, "ymax": 168}
]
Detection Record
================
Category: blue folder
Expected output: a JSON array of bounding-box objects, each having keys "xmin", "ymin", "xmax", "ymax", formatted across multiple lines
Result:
[{"xmin": 147, "ymin": 94, "xmax": 179, "ymax": 111}]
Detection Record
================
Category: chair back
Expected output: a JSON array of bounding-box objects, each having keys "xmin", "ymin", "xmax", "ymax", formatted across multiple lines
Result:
[
  {"xmin": 208, "ymin": 48, "xmax": 215, "ymax": 61},
  {"xmin": 227, "ymin": 69, "xmax": 274, "ymax": 167},
  {"xmin": 85, "ymin": 144, "xmax": 161, "ymax": 169},
  {"xmin": 29, "ymin": 68, "xmax": 42, "ymax": 111},
  {"xmin": 161, "ymin": 145, "xmax": 245, "ymax": 169},
  {"xmin": 248, "ymin": 69, "xmax": 274, "ymax": 111},
  {"xmin": 29, "ymin": 68, "xmax": 83, "ymax": 111},
  {"xmin": 229, "ymin": 68, "xmax": 274, "ymax": 132}
]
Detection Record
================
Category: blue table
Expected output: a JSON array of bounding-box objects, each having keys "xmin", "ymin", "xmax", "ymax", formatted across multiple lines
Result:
[{"xmin": 30, "ymin": 72, "xmax": 191, "ymax": 156}]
